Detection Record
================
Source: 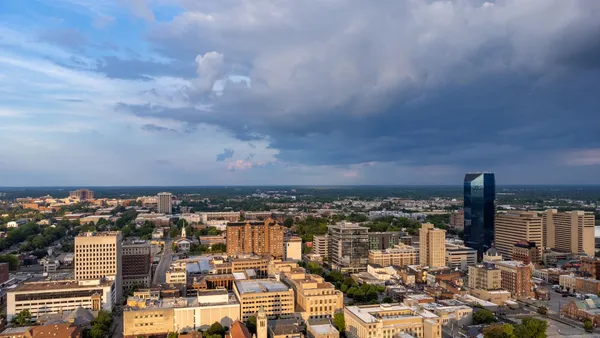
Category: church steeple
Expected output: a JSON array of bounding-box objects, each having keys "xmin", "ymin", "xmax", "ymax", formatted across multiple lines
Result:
[
  {"xmin": 257, "ymin": 306, "xmax": 267, "ymax": 338},
  {"xmin": 181, "ymin": 226, "xmax": 187, "ymax": 238}
]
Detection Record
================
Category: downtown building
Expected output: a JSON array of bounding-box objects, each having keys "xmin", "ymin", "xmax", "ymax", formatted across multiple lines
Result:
[
  {"xmin": 327, "ymin": 222, "xmax": 369, "ymax": 273},
  {"xmin": 226, "ymin": 219, "xmax": 285, "ymax": 258},
  {"xmin": 312, "ymin": 235, "xmax": 329, "ymax": 258},
  {"xmin": 344, "ymin": 303, "xmax": 442, "ymax": 338},
  {"xmin": 157, "ymin": 192, "xmax": 173, "ymax": 214},
  {"xmin": 69, "ymin": 188, "xmax": 95, "ymax": 200},
  {"xmin": 123, "ymin": 288, "xmax": 240, "ymax": 337},
  {"xmin": 233, "ymin": 280, "xmax": 295, "ymax": 320},
  {"xmin": 368, "ymin": 232, "xmax": 401, "ymax": 250},
  {"xmin": 543, "ymin": 209, "xmax": 595, "ymax": 256},
  {"xmin": 463, "ymin": 173, "xmax": 495, "ymax": 256},
  {"xmin": 280, "ymin": 267, "xmax": 343, "ymax": 321},
  {"xmin": 419, "ymin": 223, "xmax": 446, "ymax": 268},
  {"xmin": 368, "ymin": 244, "xmax": 419, "ymax": 267},
  {"xmin": 495, "ymin": 211, "xmax": 543, "ymax": 260},
  {"xmin": 75, "ymin": 231, "xmax": 123, "ymax": 301},
  {"xmin": 122, "ymin": 239, "xmax": 152, "ymax": 292},
  {"xmin": 445, "ymin": 242, "xmax": 477, "ymax": 271}
]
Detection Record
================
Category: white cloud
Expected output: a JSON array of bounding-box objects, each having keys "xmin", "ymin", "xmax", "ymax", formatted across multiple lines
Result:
[{"xmin": 194, "ymin": 51, "xmax": 225, "ymax": 92}]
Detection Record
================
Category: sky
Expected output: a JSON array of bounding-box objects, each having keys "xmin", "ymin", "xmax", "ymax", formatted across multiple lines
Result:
[{"xmin": 0, "ymin": 0, "xmax": 599, "ymax": 186}]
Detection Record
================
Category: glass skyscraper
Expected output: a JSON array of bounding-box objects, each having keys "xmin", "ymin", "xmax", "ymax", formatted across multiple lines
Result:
[{"xmin": 464, "ymin": 173, "xmax": 495, "ymax": 256}]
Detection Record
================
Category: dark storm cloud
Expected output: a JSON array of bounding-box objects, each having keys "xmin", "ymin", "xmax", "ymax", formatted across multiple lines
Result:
[
  {"xmin": 115, "ymin": 0, "xmax": 600, "ymax": 174},
  {"xmin": 216, "ymin": 148, "xmax": 234, "ymax": 162}
]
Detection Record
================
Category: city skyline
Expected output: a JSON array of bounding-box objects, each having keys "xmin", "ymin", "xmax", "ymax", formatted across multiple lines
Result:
[{"xmin": 1, "ymin": 1, "xmax": 600, "ymax": 186}]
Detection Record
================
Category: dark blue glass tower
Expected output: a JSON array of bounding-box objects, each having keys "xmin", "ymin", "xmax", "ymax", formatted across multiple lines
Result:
[{"xmin": 464, "ymin": 173, "xmax": 495, "ymax": 256}]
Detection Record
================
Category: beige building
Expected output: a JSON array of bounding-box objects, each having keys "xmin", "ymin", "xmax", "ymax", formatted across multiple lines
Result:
[
  {"xmin": 75, "ymin": 231, "xmax": 122, "ymax": 301},
  {"xmin": 312, "ymin": 235, "xmax": 329, "ymax": 258},
  {"xmin": 6, "ymin": 279, "xmax": 115, "ymax": 321},
  {"xmin": 123, "ymin": 289, "xmax": 240, "ymax": 337},
  {"xmin": 468, "ymin": 263, "xmax": 501, "ymax": 290},
  {"xmin": 307, "ymin": 319, "xmax": 339, "ymax": 338},
  {"xmin": 495, "ymin": 212, "xmax": 542, "ymax": 259},
  {"xmin": 344, "ymin": 304, "xmax": 442, "ymax": 338},
  {"xmin": 166, "ymin": 266, "xmax": 187, "ymax": 284},
  {"xmin": 281, "ymin": 268, "xmax": 343, "ymax": 320},
  {"xmin": 226, "ymin": 219, "xmax": 285, "ymax": 258},
  {"xmin": 233, "ymin": 280, "xmax": 295, "ymax": 320},
  {"xmin": 368, "ymin": 245, "xmax": 418, "ymax": 267},
  {"xmin": 285, "ymin": 236, "xmax": 303, "ymax": 261},
  {"xmin": 543, "ymin": 209, "xmax": 595, "ymax": 255},
  {"xmin": 419, "ymin": 223, "xmax": 446, "ymax": 268}
]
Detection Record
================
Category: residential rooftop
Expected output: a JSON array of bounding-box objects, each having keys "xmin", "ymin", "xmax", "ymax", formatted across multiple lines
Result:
[{"xmin": 12, "ymin": 279, "xmax": 114, "ymax": 292}]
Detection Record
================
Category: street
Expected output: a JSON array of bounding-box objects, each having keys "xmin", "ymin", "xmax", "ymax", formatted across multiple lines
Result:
[{"xmin": 152, "ymin": 235, "xmax": 172, "ymax": 285}]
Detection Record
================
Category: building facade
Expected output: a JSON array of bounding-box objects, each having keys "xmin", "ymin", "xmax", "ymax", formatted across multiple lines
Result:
[
  {"xmin": 344, "ymin": 304, "xmax": 442, "ymax": 338},
  {"xmin": 495, "ymin": 261, "xmax": 534, "ymax": 299},
  {"xmin": 368, "ymin": 232, "xmax": 401, "ymax": 250},
  {"xmin": 284, "ymin": 236, "xmax": 302, "ymax": 261},
  {"xmin": 327, "ymin": 222, "xmax": 369, "ymax": 273},
  {"xmin": 69, "ymin": 189, "xmax": 94, "ymax": 200},
  {"xmin": 74, "ymin": 231, "xmax": 122, "ymax": 301},
  {"xmin": 543, "ymin": 209, "xmax": 595, "ymax": 256},
  {"xmin": 123, "ymin": 289, "xmax": 240, "ymax": 337},
  {"xmin": 445, "ymin": 243, "xmax": 477, "ymax": 271},
  {"xmin": 6, "ymin": 279, "xmax": 115, "ymax": 321},
  {"xmin": 468, "ymin": 263, "xmax": 501, "ymax": 291},
  {"xmin": 122, "ymin": 240, "xmax": 152, "ymax": 292},
  {"xmin": 233, "ymin": 280, "xmax": 295, "ymax": 320},
  {"xmin": 281, "ymin": 268, "xmax": 343, "ymax": 321},
  {"xmin": 581, "ymin": 257, "xmax": 600, "ymax": 279},
  {"xmin": 157, "ymin": 192, "xmax": 173, "ymax": 214},
  {"xmin": 449, "ymin": 210, "xmax": 464, "ymax": 228},
  {"xmin": 312, "ymin": 235, "xmax": 329, "ymax": 258},
  {"xmin": 512, "ymin": 240, "xmax": 540, "ymax": 265},
  {"xmin": 463, "ymin": 173, "xmax": 495, "ymax": 255},
  {"xmin": 419, "ymin": 223, "xmax": 446, "ymax": 268},
  {"xmin": 495, "ymin": 211, "xmax": 542, "ymax": 260},
  {"xmin": 368, "ymin": 245, "xmax": 418, "ymax": 267},
  {"xmin": 226, "ymin": 219, "xmax": 285, "ymax": 258}
]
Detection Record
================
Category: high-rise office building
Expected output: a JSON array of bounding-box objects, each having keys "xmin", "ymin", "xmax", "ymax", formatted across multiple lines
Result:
[
  {"xmin": 226, "ymin": 219, "xmax": 285, "ymax": 258},
  {"xmin": 463, "ymin": 173, "xmax": 495, "ymax": 255},
  {"xmin": 495, "ymin": 211, "xmax": 542, "ymax": 260},
  {"xmin": 419, "ymin": 223, "xmax": 446, "ymax": 268},
  {"xmin": 75, "ymin": 231, "xmax": 123, "ymax": 301},
  {"xmin": 69, "ymin": 188, "xmax": 94, "ymax": 200},
  {"xmin": 157, "ymin": 192, "xmax": 173, "ymax": 214},
  {"xmin": 327, "ymin": 222, "xmax": 369, "ymax": 273},
  {"xmin": 543, "ymin": 209, "xmax": 595, "ymax": 256},
  {"xmin": 122, "ymin": 239, "xmax": 152, "ymax": 292}
]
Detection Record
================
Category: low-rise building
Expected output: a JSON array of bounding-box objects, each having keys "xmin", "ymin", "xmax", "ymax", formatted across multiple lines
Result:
[
  {"xmin": 445, "ymin": 243, "xmax": 476, "ymax": 271},
  {"xmin": 559, "ymin": 274, "xmax": 577, "ymax": 291},
  {"xmin": 368, "ymin": 245, "xmax": 418, "ymax": 267},
  {"xmin": 562, "ymin": 297, "xmax": 600, "ymax": 326},
  {"xmin": 495, "ymin": 261, "xmax": 534, "ymax": 299},
  {"xmin": 307, "ymin": 319, "xmax": 339, "ymax": 338},
  {"xmin": 344, "ymin": 303, "xmax": 442, "ymax": 338},
  {"xmin": 284, "ymin": 237, "xmax": 302, "ymax": 261},
  {"xmin": 512, "ymin": 240, "xmax": 540, "ymax": 265},
  {"xmin": 123, "ymin": 289, "xmax": 240, "ymax": 337},
  {"xmin": 233, "ymin": 280, "xmax": 295, "ymax": 320},
  {"xmin": 166, "ymin": 267, "xmax": 187, "ymax": 285},
  {"xmin": 281, "ymin": 268, "xmax": 343, "ymax": 321},
  {"xmin": 6, "ymin": 279, "xmax": 115, "ymax": 321}
]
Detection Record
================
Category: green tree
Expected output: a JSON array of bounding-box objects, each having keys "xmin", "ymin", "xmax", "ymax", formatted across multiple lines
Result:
[
  {"xmin": 208, "ymin": 322, "xmax": 225, "ymax": 336},
  {"xmin": 536, "ymin": 306, "xmax": 548, "ymax": 316},
  {"xmin": 170, "ymin": 227, "xmax": 179, "ymax": 238},
  {"xmin": 484, "ymin": 324, "xmax": 515, "ymax": 338},
  {"xmin": 382, "ymin": 296, "xmax": 393, "ymax": 303},
  {"xmin": 473, "ymin": 309, "xmax": 497, "ymax": 325},
  {"xmin": 211, "ymin": 243, "xmax": 227, "ymax": 253},
  {"xmin": 90, "ymin": 325, "xmax": 106, "ymax": 338},
  {"xmin": 514, "ymin": 317, "xmax": 547, "ymax": 338},
  {"xmin": 0, "ymin": 254, "xmax": 19, "ymax": 270},
  {"xmin": 13, "ymin": 309, "xmax": 32, "ymax": 326},
  {"xmin": 283, "ymin": 217, "xmax": 294, "ymax": 228},
  {"xmin": 245, "ymin": 316, "xmax": 257, "ymax": 335},
  {"xmin": 584, "ymin": 318, "xmax": 593, "ymax": 333},
  {"xmin": 167, "ymin": 333, "xmax": 179, "ymax": 338},
  {"xmin": 177, "ymin": 219, "xmax": 188, "ymax": 229},
  {"xmin": 333, "ymin": 312, "xmax": 345, "ymax": 333}
]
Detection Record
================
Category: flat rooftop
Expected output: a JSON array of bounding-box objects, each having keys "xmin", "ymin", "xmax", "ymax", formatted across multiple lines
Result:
[
  {"xmin": 345, "ymin": 304, "xmax": 416, "ymax": 324},
  {"xmin": 126, "ymin": 293, "xmax": 239, "ymax": 311},
  {"xmin": 77, "ymin": 231, "xmax": 121, "ymax": 237},
  {"xmin": 13, "ymin": 279, "xmax": 114, "ymax": 292},
  {"xmin": 235, "ymin": 280, "xmax": 290, "ymax": 294}
]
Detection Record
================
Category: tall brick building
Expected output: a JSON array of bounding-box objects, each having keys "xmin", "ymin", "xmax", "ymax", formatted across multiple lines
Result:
[{"xmin": 226, "ymin": 219, "xmax": 284, "ymax": 258}]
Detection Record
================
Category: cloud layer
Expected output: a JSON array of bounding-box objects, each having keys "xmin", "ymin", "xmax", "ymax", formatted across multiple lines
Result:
[{"xmin": 1, "ymin": 0, "xmax": 599, "ymax": 185}]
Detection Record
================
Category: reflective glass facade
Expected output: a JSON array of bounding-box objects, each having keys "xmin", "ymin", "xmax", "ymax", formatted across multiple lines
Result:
[{"xmin": 464, "ymin": 173, "xmax": 495, "ymax": 256}]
